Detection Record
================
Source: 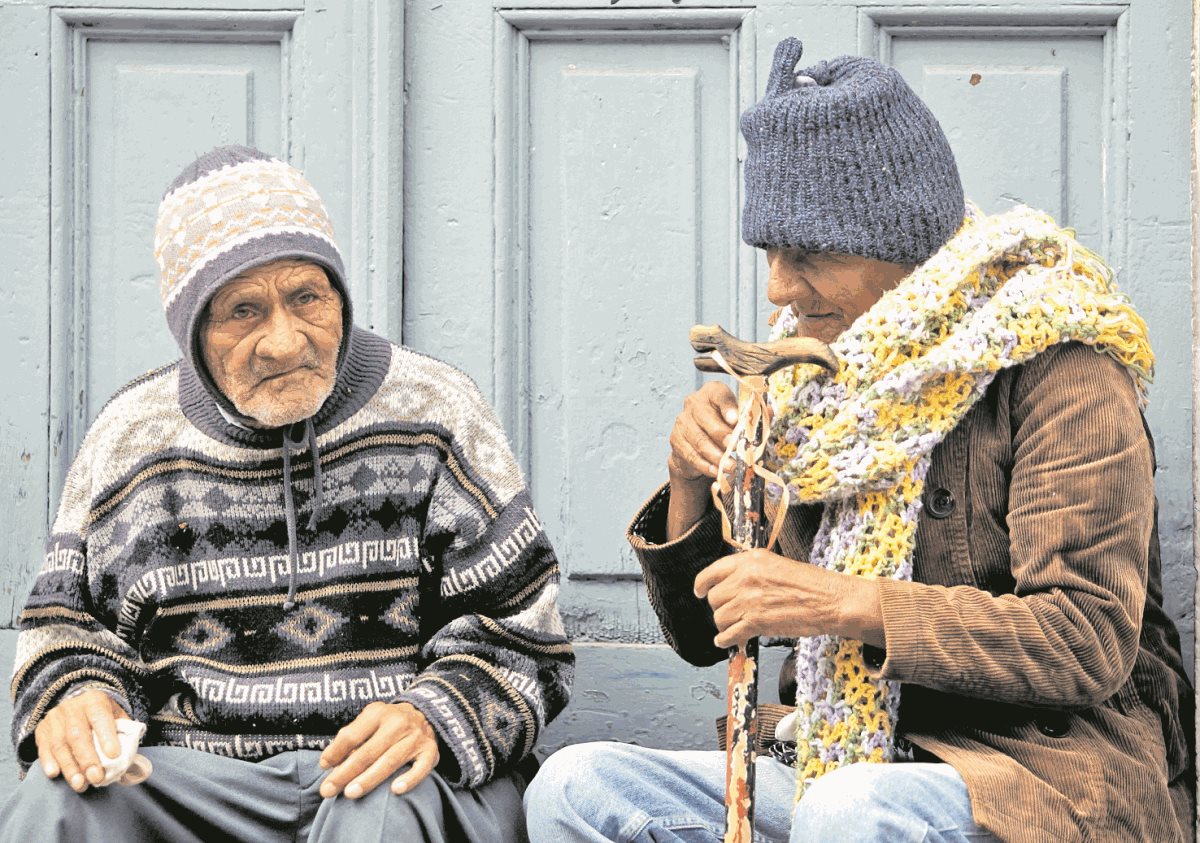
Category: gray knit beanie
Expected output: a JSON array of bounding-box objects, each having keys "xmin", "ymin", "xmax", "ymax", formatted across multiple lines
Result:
[
  {"xmin": 154, "ymin": 145, "xmax": 351, "ymax": 374},
  {"xmin": 741, "ymin": 38, "xmax": 964, "ymax": 264}
]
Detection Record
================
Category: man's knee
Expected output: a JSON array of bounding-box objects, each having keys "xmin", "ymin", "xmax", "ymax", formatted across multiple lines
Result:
[
  {"xmin": 0, "ymin": 770, "xmax": 117, "ymax": 841},
  {"xmin": 792, "ymin": 763, "xmax": 929, "ymax": 842},
  {"xmin": 315, "ymin": 771, "xmax": 444, "ymax": 838},
  {"xmin": 525, "ymin": 743, "xmax": 602, "ymax": 806},
  {"xmin": 525, "ymin": 742, "xmax": 632, "ymax": 829},
  {"xmin": 314, "ymin": 767, "xmax": 526, "ymax": 842}
]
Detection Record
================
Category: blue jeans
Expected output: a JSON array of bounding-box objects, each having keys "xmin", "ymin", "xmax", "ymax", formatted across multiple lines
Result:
[{"xmin": 524, "ymin": 743, "xmax": 1000, "ymax": 843}]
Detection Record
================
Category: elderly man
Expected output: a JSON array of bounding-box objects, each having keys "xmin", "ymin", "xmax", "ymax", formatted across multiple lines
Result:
[
  {"xmin": 526, "ymin": 39, "xmax": 1193, "ymax": 842},
  {"xmin": 1, "ymin": 145, "xmax": 572, "ymax": 842}
]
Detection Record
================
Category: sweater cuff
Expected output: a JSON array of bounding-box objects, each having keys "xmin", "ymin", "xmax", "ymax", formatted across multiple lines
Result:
[
  {"xmin": 396, "ymin": 680, "xmax": 490, "ymax": 787},
  {"xmin": 627, "ymin": 482, "xmax": 725, "ymax": 568},
  {"xmin": 868, "ymin": 578, "xmax": 929, "ymax": 682},
  {"xmin": 15, "ymin": 670, "xmax": 141, "ymax": 769}
]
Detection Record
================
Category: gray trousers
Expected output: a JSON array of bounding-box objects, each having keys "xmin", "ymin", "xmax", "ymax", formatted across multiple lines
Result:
[{"xmin": 0, "ymin": 747, "xmax": 529, "ymax": 842}]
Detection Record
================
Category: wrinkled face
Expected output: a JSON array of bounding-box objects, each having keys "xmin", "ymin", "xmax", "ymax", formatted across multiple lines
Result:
[
  {"xmin": 200, "ymin": 259, "xmax": 343, "ymax": 428},
  {"xmin": 765, "ymin": 248, "xmax": 915, "ymax": 344}
]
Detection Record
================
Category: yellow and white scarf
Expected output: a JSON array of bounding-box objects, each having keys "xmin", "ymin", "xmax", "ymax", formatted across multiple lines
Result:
[{"xmin": 764, "ymin": 204, "xmax": 1154, "ymax": 799}]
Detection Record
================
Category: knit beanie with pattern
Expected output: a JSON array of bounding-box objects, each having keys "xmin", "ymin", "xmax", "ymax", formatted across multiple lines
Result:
[
  {"xmin": 153, "ymin": 145, "xmax": 352, "ymax": 398},
  {"xmin": 740, "ymin": 38, "xmax": 964, "ymax": 265}
]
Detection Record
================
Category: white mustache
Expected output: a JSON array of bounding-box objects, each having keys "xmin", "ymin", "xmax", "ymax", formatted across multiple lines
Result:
[{"xmin": 251, "ymin": 352, "xmax": 322, "ymax": 381}]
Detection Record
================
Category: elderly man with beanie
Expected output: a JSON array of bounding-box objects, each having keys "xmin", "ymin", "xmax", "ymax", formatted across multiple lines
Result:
[
  {"xmin": 524, "ymin": 38, "xmax": 1192, "ymax": 842},
  {"xmin": 1, "ymin": 145, "xmax": 572, "ymax": 842}
]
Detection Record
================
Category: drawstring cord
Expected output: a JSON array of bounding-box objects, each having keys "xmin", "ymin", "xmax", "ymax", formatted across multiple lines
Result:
[
  {"xmin": 280, "ymin": 428, "xmax": 300, "ymax": 611},
  {"xmin": 305, "ymin": 418, "xmax": 323, "ymax": 531},
  {"xmin": 280, "ymin": 419, "xmax": 324, "ymax": 611}
]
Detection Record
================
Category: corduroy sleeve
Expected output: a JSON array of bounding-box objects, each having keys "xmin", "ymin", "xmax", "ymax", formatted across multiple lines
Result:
[
  {"xmin": 395, "ymin": 378, "xmax": 573, "ymax": 788},
  {"xmin": 11, "ymin": 452, "xmax": 151, "ymax": 772},
  {"xmin": 627, "ymin": 484, "xmax": 728, "ymax": 667},
  {"xmin": 871, "ymin": 342, "xmax": 1152, "ymax": 707}
]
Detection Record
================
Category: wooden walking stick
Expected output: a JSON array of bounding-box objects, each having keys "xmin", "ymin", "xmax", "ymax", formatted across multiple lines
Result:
[{"xmin": 690, "ymin": 324, "xmax": 838, "ymax": 843}]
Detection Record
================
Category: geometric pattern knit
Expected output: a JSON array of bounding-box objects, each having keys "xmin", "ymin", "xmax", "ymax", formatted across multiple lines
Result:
[
  {"xmin": 154, "ymin": 146, "xmax": 349, "ymax": 374},
  {"xmin": 10, "ymin": 328, "xmax": 574, "ymax": 787},
  {"xmin": 762, "ymin": 204, "xmax": 1154, "ymax": 801},
  {"xmin": 156, "ymin": 154, "xmax": 337, "ymax": 308}
]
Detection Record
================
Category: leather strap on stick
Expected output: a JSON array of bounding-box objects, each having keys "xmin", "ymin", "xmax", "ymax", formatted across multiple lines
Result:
[
  {"xmin": 704, "ymin": 349, "xmax": 790, "ymax": 555},
  {"xmin": 689, "ymin": 324, "xmax": 836, "ymax": 843}
]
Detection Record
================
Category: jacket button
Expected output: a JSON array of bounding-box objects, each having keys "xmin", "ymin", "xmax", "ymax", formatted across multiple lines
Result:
[
  {"xmin": 926, "ymin": 488, "xmax": 955, "ymax": 519},
  {"xmin": 1038, "ymin": 713, "xmax": 1070, "ymax": 738}
]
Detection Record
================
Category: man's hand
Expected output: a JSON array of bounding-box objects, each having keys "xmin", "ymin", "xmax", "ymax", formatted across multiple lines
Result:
[
  {"xmin": 34, "ymin": 689, "xmax": 128, "ymax": 792},
  {"xmin": 666, "ymin": 381, "xmax": 739, "ymax": 541},
  {"xmin": 319, "ymin": 701, "xmax": 439, "ymax": 800},
  {"xmin": 694, "ymin": 549, "xmax": 886, "ymax": 649}
]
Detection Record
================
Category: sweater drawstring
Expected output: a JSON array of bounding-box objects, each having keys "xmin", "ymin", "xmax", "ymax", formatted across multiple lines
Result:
[
  {"xmin": 305, "ymin": 418, "xmax": 323, "ymax": 531},
  {"xmin": 281, "ymin": 419, "xmax": 324, "ymax": 611}
]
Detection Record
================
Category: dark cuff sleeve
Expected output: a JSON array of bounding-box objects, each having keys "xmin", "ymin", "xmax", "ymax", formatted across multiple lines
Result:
[
  {"xmin": 628, "ymin": 484, "xmax": 728, "ymax": 667},
  {"xmin": 397, "ymin": 679, "xmax": 485, "ymax": 787}
]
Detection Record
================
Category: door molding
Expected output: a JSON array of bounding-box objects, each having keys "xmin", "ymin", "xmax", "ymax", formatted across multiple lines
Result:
[{"xmin": 1190, "ymin": 1, "xmax": 1200, "ymax": 781}]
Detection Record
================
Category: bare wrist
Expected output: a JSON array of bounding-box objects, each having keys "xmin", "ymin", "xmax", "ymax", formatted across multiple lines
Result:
[
  {"xmin": 666, "ymin": 473, "xmax": 713, "ymax": 542},
  {"xmin": 836, "ymin": 575, "xmax": 886, "ymax": 648}
]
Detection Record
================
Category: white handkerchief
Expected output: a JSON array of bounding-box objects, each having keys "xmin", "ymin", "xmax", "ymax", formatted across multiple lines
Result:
[{"xmin": 92, "ymin": 719, "xmax": 153, "ymax": 786}]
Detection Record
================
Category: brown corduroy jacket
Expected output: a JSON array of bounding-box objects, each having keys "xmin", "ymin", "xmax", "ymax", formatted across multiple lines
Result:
[{"xmin": 628, "ymin": 342, "xmax": 1194, "ymax": 843}]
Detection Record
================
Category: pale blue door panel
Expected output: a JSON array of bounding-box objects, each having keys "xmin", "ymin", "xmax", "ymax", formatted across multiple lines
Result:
[
  {"xmin": 80, "ymin": 39, "xmax": 282, "ymax": 431},
  {"xmin": 527, "ymin": 38, "xmax": 739, "ymax": 581},
  {"xmin": 891, "ymin": 36, "xmax": 1105, "ymax": 249}
]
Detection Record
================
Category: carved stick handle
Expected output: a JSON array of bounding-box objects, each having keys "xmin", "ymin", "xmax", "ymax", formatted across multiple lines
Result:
[{"xmin": 690, "ymin": 324, "xmax": 838, "ymax": 377}]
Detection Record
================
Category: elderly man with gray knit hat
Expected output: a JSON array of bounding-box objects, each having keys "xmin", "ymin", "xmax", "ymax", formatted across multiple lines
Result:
[
  {"xmin": 525, "ymin": 38, "xmax": 1192, "ymax": 843},
  {"xmin": 0, "ymin": 145, "xmax": 572, "ymax": 842}
]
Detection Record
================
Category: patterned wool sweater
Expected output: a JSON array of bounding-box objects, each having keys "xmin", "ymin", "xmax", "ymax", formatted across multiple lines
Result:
[{"xmin": 11, "ymin": 327, "xmax": 573, "ymax": 787}]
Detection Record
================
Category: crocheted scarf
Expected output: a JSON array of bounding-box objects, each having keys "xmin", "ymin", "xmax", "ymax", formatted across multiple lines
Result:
[{"xmin": 762, "ymin": 205, "xmax": 1154, "ymax": 801}]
